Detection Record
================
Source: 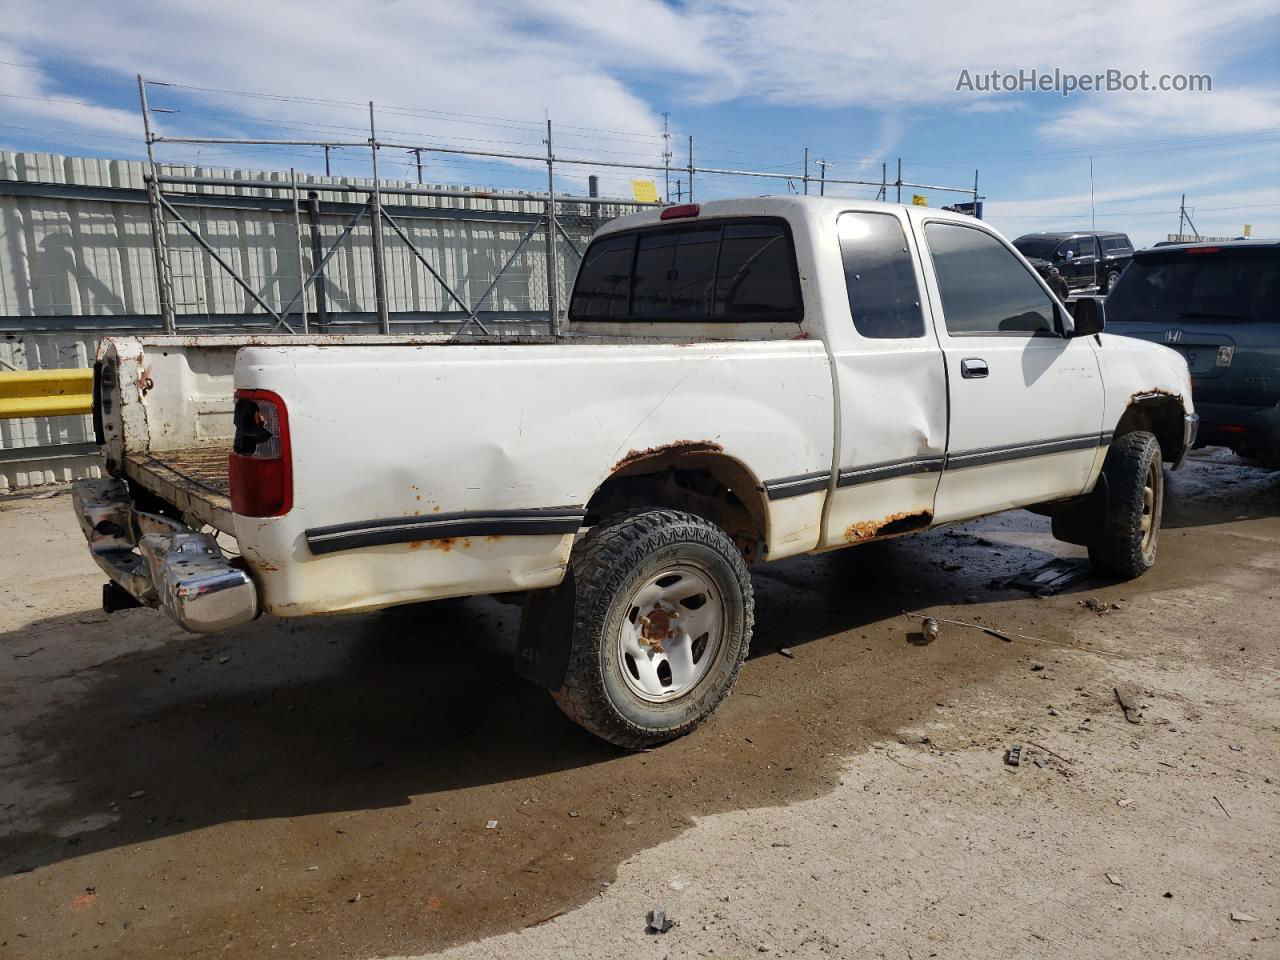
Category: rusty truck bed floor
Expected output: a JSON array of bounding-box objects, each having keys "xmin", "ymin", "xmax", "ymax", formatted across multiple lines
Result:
[{"xmin": 125, "ymin": 443, "xmax": 233, "ymax": 529}]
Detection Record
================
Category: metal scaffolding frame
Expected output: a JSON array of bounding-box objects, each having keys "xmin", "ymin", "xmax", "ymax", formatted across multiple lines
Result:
[{"xmin": 135, "ymin": 74, "xmax": 984, "ymax": 337}]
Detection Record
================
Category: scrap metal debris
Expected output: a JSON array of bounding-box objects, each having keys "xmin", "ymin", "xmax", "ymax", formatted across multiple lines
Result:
[
  {"xmin": 1230, "ymin": 911, "xmax": 1258, "ymax": 923},
  {"xmin": 920, "ymin": 618, "xmax": 941, "ymax": 644},
  {"xmin": 1106, "ymin": 873, "xmax": 1123, "ymax": 886},
  {"xmin": 1080, "ymin": 597, "xmax": 1120, "ymax": 615},
  {"xmin": 1005, "ymin": 557, "xmax": 1093, "ymax": 596},
  {"xmin": 1005, "ymin": 744, "xmax": 1023, "ymax": 767},
  {"xmin": 646, "ymin": 908, "xmax": 675, "ymax": 934},
  {"xmin": 777, "ymin": 647, "xmax": 796, "ymax": 659},
  {"xmin": 1114, "ymin": 686, "xmax": 1143, "ymax": 724}
]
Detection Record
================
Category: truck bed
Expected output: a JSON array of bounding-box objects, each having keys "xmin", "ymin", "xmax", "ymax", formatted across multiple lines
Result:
[{"xmin": 126, "ymin": 443, "xmax": 234, "ymax": 532}]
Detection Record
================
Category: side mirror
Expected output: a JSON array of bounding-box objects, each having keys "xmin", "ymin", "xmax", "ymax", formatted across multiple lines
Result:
[
  {"xmin": 1060, "ymin": 249, "xmax": 1074, "ymax": 261},
  {"xmin": 1067, "ymin": 297, "xmax": 1105, "ymax": 337}
]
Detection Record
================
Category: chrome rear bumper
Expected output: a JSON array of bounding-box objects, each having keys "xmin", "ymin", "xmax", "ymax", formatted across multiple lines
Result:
[{"xmin": 71, "ymin": 478, "xmax": 259, "ymax": 633}]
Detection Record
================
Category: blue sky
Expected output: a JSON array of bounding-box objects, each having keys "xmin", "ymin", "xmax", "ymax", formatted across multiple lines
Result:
[{"xmin": 3, "ymin": 0, "xmax": 1279, "ymax": 247}]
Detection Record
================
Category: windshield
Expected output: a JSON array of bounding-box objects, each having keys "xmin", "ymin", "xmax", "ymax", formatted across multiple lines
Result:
[
  {"xmin": 1107, "ymin": 250, "xmax": 1280, "ymax": 323},
  {"xmin": 1012, "ymin": 237, "xmax": 1060, "ymax": 260}
]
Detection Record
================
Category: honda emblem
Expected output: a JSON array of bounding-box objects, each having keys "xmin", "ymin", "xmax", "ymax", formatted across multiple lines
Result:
[{"xmin": 1166, "ymin": 329, "xmax": 1183, "ymax": 344}]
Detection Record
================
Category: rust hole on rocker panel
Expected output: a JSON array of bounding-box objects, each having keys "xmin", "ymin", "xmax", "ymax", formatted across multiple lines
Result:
[{"xmin": 844, "ymin": 510, "xmax": 933, "ymax": 544}]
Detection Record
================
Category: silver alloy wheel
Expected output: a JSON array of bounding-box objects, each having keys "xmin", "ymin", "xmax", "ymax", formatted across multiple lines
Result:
[{"xmin": 617, "ymin": 564, "xmax": 724, "ymax": 703}]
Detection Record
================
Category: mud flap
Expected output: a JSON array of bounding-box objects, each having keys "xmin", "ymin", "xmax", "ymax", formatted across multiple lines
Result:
[
  {"xmin": 513, "ymin": 568, "xmax": 576, "ymax": 691},
  {"xmin": 1050, "ymin": 474, "xmax": 1109, "ymax": 547}
]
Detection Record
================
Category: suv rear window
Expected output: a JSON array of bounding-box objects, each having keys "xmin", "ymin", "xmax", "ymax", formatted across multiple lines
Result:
[
  {"xmin": 1107, "ymin": 249, "xmax": 1280, "ymax": 323},
  {"xmin": 569, "ymin": 218, "xmax": 802, "ymax": 323}
]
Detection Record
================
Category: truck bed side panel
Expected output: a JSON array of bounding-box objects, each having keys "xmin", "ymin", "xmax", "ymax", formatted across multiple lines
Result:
[{"xmin": 232, "ymin": 340, "xmax": 834, "ymax": 616}]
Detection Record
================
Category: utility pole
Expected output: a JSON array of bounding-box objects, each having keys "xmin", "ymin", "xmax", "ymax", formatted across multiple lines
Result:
[
  {"xmin": 687, "ymin": 135, "xmax": 694, "ymax": 202},
  {"xmin": 1089, "ymin": 155, "xmax": 1096, "ymax": 232},
  {"xmin": 412, "ymin": 148, "xmax": 423, "ymax": 184},
  {"xmin": 324, "ymin": 145, "xmax": 332, "ymax": 176},
  {"xmin": 803, "ymin": 147, "xmax": 809, "ymax": 195},
  {"xmin": 675, "ymin": 179, "xmax": 682, "ymax": 202},
  {"xmin": 1179, "ymin": 194, "xmax": 1202, "ymax": 240},
  {"xmin": 662, "ymin": 112, "xmax": 672, "ymax": 203},
  {"xmin": 817, "ymin": 159, "xmax": 828, "ymax": 197}
]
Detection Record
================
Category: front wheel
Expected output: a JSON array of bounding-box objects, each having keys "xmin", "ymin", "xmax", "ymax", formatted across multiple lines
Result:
[
  {"xmin": 552, "ymin": 508, "xmax": 753, "ymax": 749},
  {"xmin": 1088, "ymin": 431, "xmax": 1164, "ymax": 579}
]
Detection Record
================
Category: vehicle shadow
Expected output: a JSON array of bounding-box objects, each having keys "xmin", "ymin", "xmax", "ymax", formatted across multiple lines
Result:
[{"xmin": 0, "ymin": 524, "xmax": 1071, "ymax": 877}]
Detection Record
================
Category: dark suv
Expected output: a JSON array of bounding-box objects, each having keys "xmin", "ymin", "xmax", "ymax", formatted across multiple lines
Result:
[
  {"xmin": 1105, "ymin": 240, "xmax": 1280, "ymax": 465},
  {"xmin": 1013, "ymin": 231, "xmax": 1135, "ymax": 293}
]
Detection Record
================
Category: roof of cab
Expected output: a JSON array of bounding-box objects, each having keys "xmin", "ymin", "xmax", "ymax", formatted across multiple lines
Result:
[{"xmin": 593, "ymin": 194, "xmax": 981, "ymax": 237}]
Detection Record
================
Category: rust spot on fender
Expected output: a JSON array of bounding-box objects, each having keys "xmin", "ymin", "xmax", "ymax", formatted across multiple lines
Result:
[
  {"xmin": 1128, "ymin": 386, "xmax": 1181, "ymax": 404},
  {"xmin": 486, "ymin": 534, "xmax": 504, "ymax": 542},
  {"xmin": 615, "ymin": 440, "xmax": 725, "ymax": 472},
  {"xmin": 844, "ymin": 510, "xmax": 933, "ymax": 543}
]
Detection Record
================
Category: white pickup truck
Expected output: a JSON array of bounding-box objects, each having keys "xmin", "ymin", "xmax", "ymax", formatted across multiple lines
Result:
[{"xmin": 73, "ymin": 197, "xmax": 1197, "ymax": 747}]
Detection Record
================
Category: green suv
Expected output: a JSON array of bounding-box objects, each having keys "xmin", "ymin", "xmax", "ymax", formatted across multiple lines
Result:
[{"xmin": 1106, "ymin": 241, "xmax": 1280, "ymax": 465}]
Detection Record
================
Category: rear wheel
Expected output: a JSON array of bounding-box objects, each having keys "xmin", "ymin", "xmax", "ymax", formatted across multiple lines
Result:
[
  {"xmin": 1105, "ymin": 269, "xmax": 1122, "ymax": 292},
  {"xmin": 552, "ymin": 508, "xmax": 753, "ymax": 749},
  {"xmin": 1088, "ymin": 431, "xmax": 1163, "ymax": 578}
]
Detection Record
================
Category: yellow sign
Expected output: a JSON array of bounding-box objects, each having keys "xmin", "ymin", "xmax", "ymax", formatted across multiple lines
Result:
[
  {"xmin": 912, "ymin": 194, "xmax": 928, "ymax": 207},
  {"xmin": 631, "ymin": 179, "xmax": 660, "ymax": 204},
  {"xmin": 1243, "ymin": 224, "xmax": 1252, "ymax": 237}
]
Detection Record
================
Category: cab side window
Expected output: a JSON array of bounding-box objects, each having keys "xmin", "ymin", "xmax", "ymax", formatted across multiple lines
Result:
[
  {"xmin": 837, "ymin": 212, "xmax": 925, "ymax": 338},
  {"xmin": 925, "ymin": 222, "xmax": 1058, "ymax": 336}
]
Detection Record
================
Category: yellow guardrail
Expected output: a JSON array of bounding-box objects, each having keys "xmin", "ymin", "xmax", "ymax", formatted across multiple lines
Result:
[{"xmin": 0, "ymin": 368, "xmax": 94, "ymax": 419}]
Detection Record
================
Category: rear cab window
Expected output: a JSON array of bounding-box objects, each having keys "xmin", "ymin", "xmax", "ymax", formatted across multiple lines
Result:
[{"xmin": 569, "ymin": 217, "xmax": 803, "ymax": 324}]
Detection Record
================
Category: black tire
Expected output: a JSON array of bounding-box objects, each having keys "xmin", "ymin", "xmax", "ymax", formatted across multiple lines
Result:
[
  {"xmin": 1088, "ymin": 431, "xmax": 1164, "ymax": 579},
  {"xmin": 1105, "ymin": 270, "xmax": 1121, "ymax": 292},
  {"xmin": 551, "ymin": 508, "xmax": 753, "ymax": 749}
]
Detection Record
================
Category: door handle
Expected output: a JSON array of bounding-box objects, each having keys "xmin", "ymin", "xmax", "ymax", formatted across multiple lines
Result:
[{"xmin": 960, "ymin": 358, "xmax": 988, "ymax": 379}]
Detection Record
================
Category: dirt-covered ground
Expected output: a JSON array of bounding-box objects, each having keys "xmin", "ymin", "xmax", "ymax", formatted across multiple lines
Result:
[{"xmin": 1, "ymin": 449, "xmax": 1276, "ymax": 959}]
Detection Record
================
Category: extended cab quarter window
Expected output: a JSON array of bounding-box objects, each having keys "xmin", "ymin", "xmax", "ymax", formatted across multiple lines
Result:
[
  {"xmin": 569, "ymin": 218, "xmax": 801, "ymax": 323},
  {"xmin": 837, "ymin": 211, "xmax": 925, "ymax": 338},
  {"xmin": 925, "ymin": 222, "xmax": 1058, "ymax": 335}
]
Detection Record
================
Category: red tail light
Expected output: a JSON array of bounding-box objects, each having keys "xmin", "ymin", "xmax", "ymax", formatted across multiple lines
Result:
[
  {"xmin": 660, "ymin": 203, "xmax": 700, "ymax": 220},
  {"xmin": 229, "ymin": 389, "xmax": 292, "ymax": 517},
  {"xmin": 1186, "ymin": 246, "xmax": 1221, "ymax": 254}
]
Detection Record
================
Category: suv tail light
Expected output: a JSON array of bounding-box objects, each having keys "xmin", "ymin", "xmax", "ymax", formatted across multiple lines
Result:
[{"xmin": 229, "ymin": 389, "xmax": 292, "ymax": 517}]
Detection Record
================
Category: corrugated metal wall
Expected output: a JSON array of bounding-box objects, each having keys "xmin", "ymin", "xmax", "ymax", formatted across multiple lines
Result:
[{"xmin": 0, "ymin": 150, "xmax": 635, "ymax": 490}]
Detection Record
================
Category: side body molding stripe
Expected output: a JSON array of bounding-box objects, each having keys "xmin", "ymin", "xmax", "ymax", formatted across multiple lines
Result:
[
  {"xmin": 829, "ymin": 432, "xmax": 1110, "ymax": 489},
  {"xmin": 763, "ymin": 471, "xmax": 830, "ymax": 500},
  {"xmin": 305, "ymin": 507, "xmax": 585, "ymax": 555}
]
